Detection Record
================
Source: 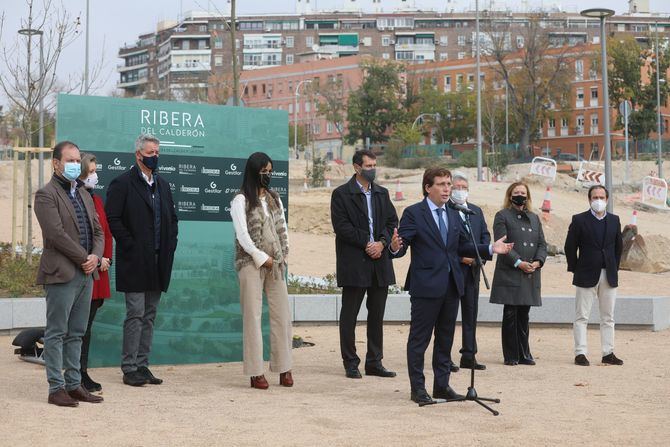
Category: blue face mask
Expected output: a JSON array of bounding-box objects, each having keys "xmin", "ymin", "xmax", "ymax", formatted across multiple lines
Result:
[{"xmin": 62, "ymin": 162, "xmax": 81, "ymax": 181}]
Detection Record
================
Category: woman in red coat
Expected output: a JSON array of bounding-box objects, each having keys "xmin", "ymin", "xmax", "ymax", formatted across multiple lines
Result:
[{"xmin": 79, "ymin": 152, "xmax": 113, "ymax": 392}]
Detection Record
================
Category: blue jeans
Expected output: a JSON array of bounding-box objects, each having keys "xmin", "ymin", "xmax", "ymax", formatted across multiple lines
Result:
[{"xmin": 44, "ymin": 270, "xmax": 93, "ymax": 394}]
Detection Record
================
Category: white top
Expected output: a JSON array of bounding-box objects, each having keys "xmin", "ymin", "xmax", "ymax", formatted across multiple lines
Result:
[
  {"xmin": 140, "ymin": 169, "xmax": 154, "ymax": 186},
  {"xmin": 230, "ymin": 193, "xmax": 288, "ymax": 269}
]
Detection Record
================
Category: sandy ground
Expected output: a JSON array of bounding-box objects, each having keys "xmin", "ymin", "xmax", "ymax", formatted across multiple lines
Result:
[{"xmin": 1, "ymin": 324, "xmax": 669, "ymax": 446}]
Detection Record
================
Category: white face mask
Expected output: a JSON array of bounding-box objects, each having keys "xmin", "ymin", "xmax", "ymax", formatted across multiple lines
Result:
[
  {"xmin": 590, "ymin": 199, "xmax": 607, "ymax": 213},
  {"xmin": 451, "ymin": 189, "xmax": 468, "ymax": 205},
  {"xmin": 84, "ymin": 172, "xmax": 99, "ymax": 190}
]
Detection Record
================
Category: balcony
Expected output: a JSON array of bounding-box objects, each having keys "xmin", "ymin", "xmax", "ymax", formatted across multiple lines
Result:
[
  {"xmin": 117, "ymin": 62, "xmax": 148, "ymax": 73},
  {"xmin": 117, "ymin": 76, "xmax": 148, "ymax": 88},
  {"xmin": 394, "ymin": 42, "xmax": 436, "ymax": 51},
  {"xmin": 170, "ymin": 62, "xmax": 211, "ymax": 72},
  {"xmin": 561, "ymin": 126, "xmax": 569, "ymax": 136}
]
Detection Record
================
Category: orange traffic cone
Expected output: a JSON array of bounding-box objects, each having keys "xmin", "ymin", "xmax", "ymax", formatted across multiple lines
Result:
[
  {"xmin": 303, "ymin": 176, "xmax": 309, "ymax": 191},
  {"xmin": 394, "ymin": 179, "xmax": 405, "ymax": 201},
  {"xmin": 325, "ymin": 176, "xmax": 331, "ymax": 188},
  {"xmin": 631, "ymin": 209, "xmax": 638, "ymax": 226},
  {"xmin": 541, "ymin": 186, "xmax": 552, "ymax": 221}
]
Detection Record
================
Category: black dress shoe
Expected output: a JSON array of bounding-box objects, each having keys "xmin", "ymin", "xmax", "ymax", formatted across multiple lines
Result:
[
  {"xmin": 138, "ymin": 366, "xmax": 163, "ymax": 384},
  {"xmin": 460, "ymin": 358, "xmax": 486, "ymax": 370},
  {"xmin": 449, "ymin": 361, "xmax": 460, "ymax": 372},
  {"xmin": 81, "ymin": 370, "xmax": 102, "ymax": 392},
  {"xmin": 574, "ymin": 354, "xmax": 590, "ymax": 366},
  {"xmin": 123, "ymin": 370, "xmax": 148, "ymax": 387},
  {"xmin": 504, "ymin": 360, "xmax": 518, "ymax": 366},
  {"xmin": 365, "ymin": 365, "xmax": 397, "ymax": 377},
  {"xmin": 519, "ymin": 358, "xmax": 536, "ymax": 365},
  {"xmin": 410, "ymin": 389, "xmax": 434, "ymax": 404},
  {"xmin": 602, "ymin": 353, "xmax": 623, "ymax": 365},
  {"xmin": 345, "ymin": 368, "xmax": 363, "ymax": 379},
  {"xmin": 433, "ymin": 385, "xmax": 465, "ymax": 400}
]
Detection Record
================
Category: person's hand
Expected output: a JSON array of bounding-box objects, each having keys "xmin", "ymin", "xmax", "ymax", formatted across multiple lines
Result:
[
  {"xmin": 461, "ymin": 257, "xmax": 475, "ymax": 266},
  {"xmin": 390, "ymin": 228, "xmax": 403, "ymax": 252},
  {"xmin": 81, "ymin": 255, "xmax": 99, "ymax": 275},
  {"xmin": 519, "ymin": 261, "xmax": 535, "ymax": 273},
  {"xmin": 262, "ymin": 257, "xmax": 274, "ymax": 268},
  {"xmin": 492, "ymin": 236, "xmax": 514, "ymax": 254},
  {"xmin": 100, "ymin": 257, "xmax": 111, "ymax": 272},
  {"xmin": 365, "ymin": 241, "xmax": 383, "ymax": 259},
  {"xmin": 531, "ymin": 261, "xmax": 541, "ymax": 270}
]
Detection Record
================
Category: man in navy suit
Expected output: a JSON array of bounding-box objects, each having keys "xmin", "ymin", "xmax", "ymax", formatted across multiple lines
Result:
[
  {"xmin": 449, "ymin": 171, "xmax": 491, "ymax": 371},
  {"xmin": 390, "ymin": 167, "xmax": 512, "ymax": 404},
  {"xmin": 564, "ymin": 185, "xmax": 624, "ymax": 367}
]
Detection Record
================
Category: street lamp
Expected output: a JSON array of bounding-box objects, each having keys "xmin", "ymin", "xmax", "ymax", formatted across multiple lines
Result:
[
  {"xmin": 581, "ymin": 8, "xmax": 615, "ymax": 212},
  {"xmin": 475, "ymin": 0, "xmax": 483, "ymax": 181},
  {"xmin": 655, "ymin": 21, "xmax": 664, "ymax": 179},
  {"xmin": 411, "ymin": 112, "xmax": 441, "ymax": 130},
  {"xmin": 18, "ymin": 27, "xmax": 45, "ymax": 188},
  {"xmin": 294, "ymin": 79, "xmax": 312, "ymax": 159}
]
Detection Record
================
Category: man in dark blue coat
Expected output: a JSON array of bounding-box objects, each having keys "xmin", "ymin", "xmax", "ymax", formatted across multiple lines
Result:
[
  {"xmin": 390, "ymin": 167, "xmax": 512, "ymax": 404},
  {"xmin": 450, "ymin": 171, "xmax": 490, "ymax": 371}
]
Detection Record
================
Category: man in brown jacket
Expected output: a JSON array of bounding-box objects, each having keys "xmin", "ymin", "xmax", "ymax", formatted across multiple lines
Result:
[{"xmin": 34, "ymin": 141, "xmax": 105, "ymax": 407}]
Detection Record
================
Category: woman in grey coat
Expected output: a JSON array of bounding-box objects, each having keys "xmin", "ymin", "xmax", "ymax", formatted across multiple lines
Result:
[{"xmin": 490, "ymin": 182, "xmax": 547, "ymax": 365}]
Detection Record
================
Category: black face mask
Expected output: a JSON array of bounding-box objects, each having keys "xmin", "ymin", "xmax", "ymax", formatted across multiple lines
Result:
[
  {"xmin": 142, "ymin": 155, "xmax": 159, "ymax": 171},
  {"xmin": 360, "ymin": 168, "xmax": 376, "ymax": 184},
  {"xmin": 511, "ymin": 195, "xmax": 527, "ymax": 207},
  {"xmin": 260, "ymin": 173, "xmax": 271, "ymax": 188}
]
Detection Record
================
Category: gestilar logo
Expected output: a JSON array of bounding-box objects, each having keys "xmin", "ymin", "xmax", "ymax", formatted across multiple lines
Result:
[
  {"xmin": 205, "ymin": 181, "xmax": 222, "ymax": 194},
  {"xmin": 107, "ymin": 157, "xmax": 127, "ymax": 171}
]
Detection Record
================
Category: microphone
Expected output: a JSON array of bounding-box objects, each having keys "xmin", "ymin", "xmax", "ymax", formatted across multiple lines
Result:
[{"xmin": 448, "ymin": 200, "xmax": 476, "ymax": 215}]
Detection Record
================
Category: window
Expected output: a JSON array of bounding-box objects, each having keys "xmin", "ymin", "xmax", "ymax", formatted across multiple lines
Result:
[
  {"xmin": 214, "ymin": 37, "xmax": 223, "ymax": 49},
  {"xmin": 382, "ymin": 53, "xmax": 390, "ymax": 59},
  {"xmin": 395, "ymin": 51, "xmax": 413, "ymax": 60},
  {"xmin": 286, "ymin": 36, "xmax": 294, "ymax": 48},
  {"xmin": 590, "ymin": 114, "xmax": 599, "ymax": 134},
  {"xmin": 575, "ymin": 60, "xmax": 584, "ymax": 81},
  {"xmin": 306, "ymin": 36, "xmax": 314, "ymax": 47},
  {"xmin": 397, "ymin": 36, "xmax": 413, "ymax": 45},
  {"xmin": 313, "ymin": 121, "xmax": 321, "ymax": 135},
  {"xmin": 286, "ymin": 54, "xmax": 294, "ymax": 65},
  {"xmin": 305, "ymin": 101, "xmax": 311, "ymax": 113},
  {"xmin": 576, "ymin": 115, "xmax": 585, "ymax": 135},
  {"xmin": 456, "ymin": 74, "xmax": 463, "ymax": 90},
  {"xmin": 198, "ymin": 40, "xmax": 207, "ymax": 49},
  {"xmin": 548, "ymin": 119, "xmax": 556, "ymax": 128},
  {"xmin": 458, "ymin": 35, "xmax": 466, "ymax": 46},
  {"xmin": 288, "ymin": 103, "xmax": 293, "ymax": 114},
  {"xmin": 439, "ymin": 52, "xmax": 448, "ymax": 61},
  {"xmin": 590, "ymin": 143, "xmax": 599, "ymax": 159},
  {"xmin": 214, "ymin": 55, "xmax": 223, "ymax": 66},
  {"xmin": 516, "ymin": 36, "xmax": 524, "ymax": 48},
  {"xmin": 457, "ymin": 52, "xmax": 466, "ymax": 60},
  {"xmin": 439, "ymin": 35, "xmax": 448, "ymax": 45},
  {"xmin": 363, "ymin": 37, "xmax": 372, "ymax": 46},
  {"xmin": 288, "ymin": 80, "xmax": 293, "ymax": 92},
  {"xmin": 327, "ymin": 122, "xmax": 334, "ymax": 133},
  {"xmin": 590, "ymin": 87, "xmax": 598, "ymax": 101},
  {"xmin": 467, "ymin": 73, "xmax": 474, "ymax": 85},
  {"xmin": 444, "ymin": 75, "xmax": 451, "ymax": 92},
  {"xmin": 576, "ymin": 88, "xmax": 584, "ymax": 108},
  {"xmin": 382, "ymin": 35, "xmax": 391, "ymax": 46},
  {"xmin": 199, "ymin": 25, "xmax": 207, "ymax": 32}
]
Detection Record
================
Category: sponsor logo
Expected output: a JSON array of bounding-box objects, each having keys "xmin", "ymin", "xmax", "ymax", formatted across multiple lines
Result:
[
  {"xmin": 95, "ymin": 163, "xmax": 103, "ymax": 170},
  {"xmin": 201, "ymin": 204, "xmax": 220, "ymax": 213},
  {"xmin": 168, "ymin": 182, "xmax": 177, "ymax": 193},
  {"xmin": 205, "ymin": 181, "xmax": 222, "ymax": 194},
  {"xmin": 225, "ymin": 163, "xmax": 241, "ymax": 176},
  {"xmin": 177, "ymin": 201, "xmax": 197, "ymax": 212},
  {"xmin": 158, "ymin": 165, "xmax": 176, "ymax": 173},
  {"xmin": 180, "ymin": 185, "xmax": 200, "ymax": 194},
  {"xmin": 178, "ymin": 163, "xmax": 197, "ymax": 175},
  {"xmin": 107, "ymin": 157, "xmax": 128, "ymax": 171},
  {"xmin": 93, "ymin": 184, "xmax": 105, "ymax": 190},
  {"xmin": 114, "ymin": 158, "xmax": 121, "ymax": 166},
  {"xmin": 201, "ymin": 167, "xmax": 220, "ymax": 176},
  {"xmin": 225, "ymin": 187, "xmax": 240, "ymax": 195},
  {"xmin": 140, "ymin": 109, "xmax": 206, "ymax": 138},
  {"xmin": 272, "ymin": 170, "xmax": 288, "ymax": 178}
]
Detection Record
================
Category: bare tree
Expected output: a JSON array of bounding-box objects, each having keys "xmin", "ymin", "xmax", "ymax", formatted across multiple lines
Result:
[
  {"xmin": 484, "ymin": 14, "xmax": 574, "ymax": 153},
  {"xmin": 315, "ymin": 77, "xmax": 348, "ymax": 159}
]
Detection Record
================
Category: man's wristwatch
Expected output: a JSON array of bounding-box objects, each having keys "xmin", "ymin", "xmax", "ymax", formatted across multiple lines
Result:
[{"xmin": 97, "ymin": 258, "xmax": 102, "ymax": 268}]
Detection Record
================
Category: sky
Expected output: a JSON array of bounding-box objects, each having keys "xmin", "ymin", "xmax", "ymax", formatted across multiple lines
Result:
[{"xmin": 0, "ymin": 0, "xmax": 665, "ymax": 106}]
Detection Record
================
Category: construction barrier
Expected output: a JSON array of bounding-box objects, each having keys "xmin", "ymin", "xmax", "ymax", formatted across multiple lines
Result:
[
  {"xmin": 575, "ymin": 161, "xmax": 605, "ymax": 188},
  {"xmin": 529, "ymin": 157, "xmax": 557, "ymax": 181},
  {"xmin": 641, "ymin": 176, "xmax": 669, "ymax": 210}
]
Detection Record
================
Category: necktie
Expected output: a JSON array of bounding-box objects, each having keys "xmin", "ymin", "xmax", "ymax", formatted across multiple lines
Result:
[{"xmin": 436, "ymin": 208, "xmax": 447, "ymax": 246}]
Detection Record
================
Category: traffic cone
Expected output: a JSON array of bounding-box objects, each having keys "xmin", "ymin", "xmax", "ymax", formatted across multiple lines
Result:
[
  {"xmin": 303, "ymin": 176, "xmax": 308, "ymax": 191},
  {"xmin": 540, "ymin": 186, "xmax": 552, "ymax": 220},
  {"xmin": 631, "ymin": 209, "xmax": 638, "ymax": 226},
  {"xmin": 394, "ymin": 179, "xmax": 405, "ymax": 201},
  {"xmin": 325, "ymin": 176, "xmax": 331, "ymax": 188}
]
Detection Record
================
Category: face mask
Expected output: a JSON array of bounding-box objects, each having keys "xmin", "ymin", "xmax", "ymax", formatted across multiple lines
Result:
[
  {"xmin": 590, "ymin": 199, "xmax": 607, "ymax": 213},
  {"xmin": 83, "ymin": 172, "xmax": 98, "ymax": 190},
  {"xmin": 62, "ymin": 162, "xmax": 81, "ymax": 181},
  {"xmin": 141, "ymin": 155, "xmax": 159, "ymax": 171},
  {"xmin": 260, "ymin": 173, "xmax": 271, "ymax": 188},
  {"xmin": 511, "ymin": 195, "xmax": 527, "ymax": 207},
  {"xmin": 451, "ymin": 189, "xmax": 468, "ymax": 205},
  {"xmin": 360, "ymin": 168, "xmax": 376, "ymax": 183}
]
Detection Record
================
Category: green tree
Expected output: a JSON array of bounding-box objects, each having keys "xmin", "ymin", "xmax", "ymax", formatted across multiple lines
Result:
[
  {"xmin": 346, "ymin": 61, "xmax": 405, "ymax": 144},
  {"xmin": 316, "ymin": 78, "xmax": 347, "ymax": 158}
]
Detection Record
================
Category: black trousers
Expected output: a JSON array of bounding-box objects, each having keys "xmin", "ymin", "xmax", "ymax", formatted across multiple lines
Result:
[
  {"xmin": 80, "ymin": 299, "xmax": 104, "ymax": 371},
  {"xmin": 459, "ymin": 271, "xmax": 480, "ymax": 361},
  {"xmin": 407, "ymin": 280, "xmax": 460, "ymax": 392},
  {"xmin": 501, "ymin": 304, "xmax": 533, "ymax": 362},
  {"xmin": 339, "ymin": 276, "xmax": 389, "ymax": 370}
]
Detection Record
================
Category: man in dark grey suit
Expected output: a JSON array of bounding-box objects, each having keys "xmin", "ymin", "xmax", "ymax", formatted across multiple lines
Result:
[{"xmin": 34, "ymin": 141, "xmax": 104, "ymax": 407}]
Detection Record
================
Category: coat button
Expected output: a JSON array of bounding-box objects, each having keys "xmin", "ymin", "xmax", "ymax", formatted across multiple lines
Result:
[
  {"xmin": 517, "ymin": 215, "xmax": 522, "ymax": 219},
  {"xmin": 523, "ymin": 242, "xmax": 528, "ymax": 247},
  {"xmin": 530, "ymin": 243, "xmax": 534, "ymax": 247},
  {"xmin": 521, "ymin": 227, "xmax": 526, "ymax": 231}
]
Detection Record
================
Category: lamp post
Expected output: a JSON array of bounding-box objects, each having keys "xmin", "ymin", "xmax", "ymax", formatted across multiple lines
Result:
[
  {"xmin": 411, "ymin": 112, "xmax": 441, "ymax": 130},
  {"xmin": 84, "ymin": 0, "xmax": 90, "ymax": 95},
  {"xmin": 294, "ymin": 79, "xmax": 312, "ymax": 159},
  {"xmin": 18, "ymin": 27, "xmax": 45, "ymax": 188},
  {"xmin": 505, "ymin": 81, "xmax": 509, "ymax": 147},
  {"xmin": 475, "ymin": 0, "xmax": 483, "ymax": 181},
  {"xmin": 655, "ymin": 21, "xmax": 664, "ymax": 179},
  {"xmin": 581, "ymin": 8, "xmax": 615, "ymax": 212}
]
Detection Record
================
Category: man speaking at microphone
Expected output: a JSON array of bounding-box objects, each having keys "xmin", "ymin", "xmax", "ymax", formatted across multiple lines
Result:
[
  {"xmin": 390, "ymin": 167, "xmax": 512, "ymax": 405},
  {"xmin": 449, "ymin": 171, "xmax": 490, "ymax": 371}
]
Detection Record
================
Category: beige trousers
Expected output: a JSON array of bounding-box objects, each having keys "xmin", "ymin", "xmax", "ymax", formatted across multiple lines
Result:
[
  {"xmin": 574, "ymin": 269, "xmax": 617, "ymax": 357},
  {"xmin": 238, "ymin": 264, "xmax": 292, "ymax": 376}
]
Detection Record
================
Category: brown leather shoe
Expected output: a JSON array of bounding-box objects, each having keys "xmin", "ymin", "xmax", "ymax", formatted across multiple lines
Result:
[
  {"xmin": 250, "ymin": 375, "xmax": 269, "ymax": 389},
  {"xmin": 68, "ymin": 385, "xmax": 104, "ymax": 403},
  {"xmin": 48, "ymin": 389, "xmax": 79, "ymax": 407},
  {"xmin": 279, "ymin": 371, "xmax": 294, "ymax": 387}
]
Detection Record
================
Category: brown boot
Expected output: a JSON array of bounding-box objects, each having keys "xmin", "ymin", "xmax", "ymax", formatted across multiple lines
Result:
[
  {"xmin": 68, "ymin": 385, "xmax": 104, "ymax": 403},
  {"xmin": 250, "ymin": 375, "xmax": 269, "ymax": 389},
  {"xmin": 48, "ymin": 389, "xmax": 79, "ymax": 407},
  {"xmin": 279, "ymin": 371, "xmax": 294, "ymax": 387}
]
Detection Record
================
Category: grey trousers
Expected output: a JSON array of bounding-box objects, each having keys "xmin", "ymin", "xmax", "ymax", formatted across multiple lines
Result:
[
  {"xmin": 44, "ymin": 270, "xmax": 93, "ymax": 394},
  {"xmin": 121, "ymin": 291, "xmax": 161, "ymax": 374}
]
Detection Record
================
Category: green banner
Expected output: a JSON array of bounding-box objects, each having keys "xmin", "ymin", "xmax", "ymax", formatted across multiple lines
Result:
[{"xmin": 56, "ymin": 94, "xmax": 288, "ymax": 367}]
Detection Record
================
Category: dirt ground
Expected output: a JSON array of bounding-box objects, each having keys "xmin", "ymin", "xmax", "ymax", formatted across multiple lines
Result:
[{"xmin": 1, "ymin": 324, "xmax": 669, "ymax": 446}]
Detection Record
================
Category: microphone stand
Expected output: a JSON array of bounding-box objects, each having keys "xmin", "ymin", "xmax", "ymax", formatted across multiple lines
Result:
[{"xmin": 423, "ymin": 207, "xmax": 501, "ymax": 415}]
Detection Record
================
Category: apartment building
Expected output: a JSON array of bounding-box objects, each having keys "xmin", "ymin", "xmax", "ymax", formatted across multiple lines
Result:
[{"xmin": 117, "ymin": 5, "xmax": 670, "ymax": 100}]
